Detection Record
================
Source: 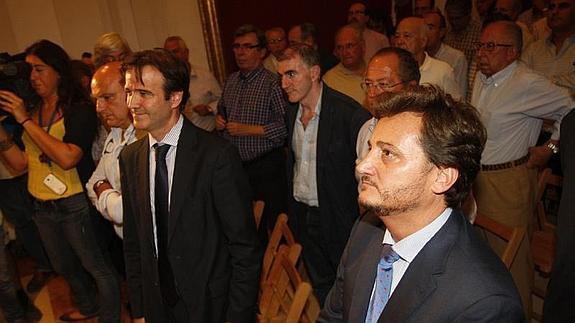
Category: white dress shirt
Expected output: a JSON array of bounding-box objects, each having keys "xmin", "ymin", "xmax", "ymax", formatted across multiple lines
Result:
[
  {"xmin": 86, "ymin": 124, "xmax": 138, "ymax": 238},
  {"xmin": 183, "ymin": 65, "xmax": 221, "ymax": 131},
  {"xmin": 148, "ymin": 115, "xmax": 183, "ymax": 250},
  {"xmin": 369, "ymin": 208, "xmax": 452, "ymax": 300},
  {"xmin": 420, "ymin": 53, "xmax": 462, "ymax": 100},
  {"xmin": 471, "ymin": 61, "xmax": 574, "ymax": 165},
  {"xmin": 292, "ymin": 86, "xmax": 323, "ymax": 207}
]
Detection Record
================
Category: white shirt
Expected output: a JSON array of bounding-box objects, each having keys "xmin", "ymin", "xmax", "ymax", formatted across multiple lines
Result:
[
  {"xmin": 86, "ymin": 124, "xmax": 138, "ymax": 238},
  {"xmin": 369, "ymin": 208, "xmax": 452, "ymax": 300},
  {"xmin": 183, "ymin": 65, "xmax": 221, "ymax": 131},
  {"xmin": 292, "ymin": 86, "xmax": 323, "ymax": 207},
  {"xmin": 148, "ymin": 115, "xmax": 183, "ymax": 250},
  {"xmin": 434, "ymin": 43, "xmax": 468, "ymax": 97},
  {"xmin": 420, "ymin": 53, "xmax": 462, "ymax": 100},
  {"xmin": 471, "ymin": 61, "xmax": 574, "ymax": 165}
]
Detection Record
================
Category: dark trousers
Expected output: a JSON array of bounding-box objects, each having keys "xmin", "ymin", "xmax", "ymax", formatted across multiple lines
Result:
[
  {"xmin": 0, "ymin": 175, "xmax": 52, "ymax": 272},
  {"xmin": 293, "ymin": 201, "xmax": 337, "ymax": 306},
  {"xmin": 243, "ymin": 148, "xmax": 288, "ymax": 243}
]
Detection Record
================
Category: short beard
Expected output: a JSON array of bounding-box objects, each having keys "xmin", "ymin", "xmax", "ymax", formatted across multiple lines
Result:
[{"xmin": 358, "ymin": 177, "xmax": 422, "ymax": 217}]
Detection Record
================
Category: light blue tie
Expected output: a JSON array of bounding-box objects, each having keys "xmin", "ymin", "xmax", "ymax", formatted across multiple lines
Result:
[{"xmin": 365, "ymin": 244, "xmax": 400, "ymax": 323}]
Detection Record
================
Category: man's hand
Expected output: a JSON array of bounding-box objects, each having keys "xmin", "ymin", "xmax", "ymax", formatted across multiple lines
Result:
[
  {"xmin": 192, "ymin": 104, "xmax": 212, "ymax": 116},
  {"xmin": 226, "ymin": 122, "xmax": 264, "ymax": 136},
  {"xmin": 527, "ymin": 144, "xmax": 554, "ymax": 169},
  {"xmin": 93, "ymin": 180, "xmax": 112, "ymax": 198},
  {"xmin": 215, "ymin": 115, "xmax": 227, "ymax": 131}
]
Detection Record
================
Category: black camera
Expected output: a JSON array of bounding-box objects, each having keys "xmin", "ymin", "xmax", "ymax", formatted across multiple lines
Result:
[{"xmin": 0, "ymin": 52, "xmax": 36, "ymax": 117}]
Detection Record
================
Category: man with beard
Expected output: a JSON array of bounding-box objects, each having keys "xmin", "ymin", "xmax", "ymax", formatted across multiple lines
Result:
[{"xmin": 319, "ymin": 86, "xmax": 524, "ymax": 322}]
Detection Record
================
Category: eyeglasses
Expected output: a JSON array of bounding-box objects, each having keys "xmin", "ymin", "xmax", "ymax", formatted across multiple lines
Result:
[
  {"xmin": 232, "ymin": 43, "xmax": 261, "ymax": 50},
  {"xmin": 473, "ymin": 42, "xmax": 514, "ymax": 51},
  {"xmin": 348, "ymin": 10, "xmax": 366, "ymax": 15},
  {"xmin": 335, "ymin": 42, "xmax": 360, "ymax": 51},
  {"xmin": 360, "ymin": 80, "xmax": 405, "ymax": 92},
  {"xmin": 267, "ymin": 38, "xmax": 284, "ymax": 44}
]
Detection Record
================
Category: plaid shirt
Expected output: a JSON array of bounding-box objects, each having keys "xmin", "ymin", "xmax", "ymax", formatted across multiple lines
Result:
[{"xmin": 217, "ymin": 66, "xmax": 288, "ymax": 161}]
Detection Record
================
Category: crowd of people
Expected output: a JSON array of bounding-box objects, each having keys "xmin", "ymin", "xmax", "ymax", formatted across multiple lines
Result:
[{"xmin": 0, "ymin": 0, "xmax": 573, "ymax": 322}]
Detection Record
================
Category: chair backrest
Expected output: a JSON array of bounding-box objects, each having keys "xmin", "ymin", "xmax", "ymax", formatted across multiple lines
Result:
[
  {"xmin": 474, "ymin": 213, "xmax": 526, "ymax": 269},
  {"xmin": 253, "ymin": 200, "xmax": 265, "ymax": 229},
  {"xmin": 261, "ymin": 213, "xmax": 297, "ymax": 283},
  {"xmin": 258, "ymin": 245, "xmax": 320, "ymax": 323}
]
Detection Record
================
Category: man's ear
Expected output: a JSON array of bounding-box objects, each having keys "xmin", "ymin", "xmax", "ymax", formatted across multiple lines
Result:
[
  {"xmin": 431, "ymin": 166, "xmax": 459, "ymax": 195},
  {"xmin": 310, "ymin": 65, "xmax": 321, "ymax": 82},
  {"xmin": 169, "ymin": 91, "xmax": 183, "ymax": 109}
]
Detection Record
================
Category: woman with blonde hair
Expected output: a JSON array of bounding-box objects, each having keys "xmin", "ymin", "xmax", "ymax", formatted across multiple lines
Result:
[{"xmin": 93, "ymin": 32, "xmax": 132, "ymax": 68}]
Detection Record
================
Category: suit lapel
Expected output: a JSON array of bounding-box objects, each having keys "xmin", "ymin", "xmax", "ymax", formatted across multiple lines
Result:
[
  {"xmin": 135, "ymin": 137, "xmax": 156, "ymax": 254},
  {"xmin": 317, "ymin": 85, "xmax": 333, "ymax": 168},
  {"xmin": 168, "ymin": 121, "xmax": 198, "ymax": 245},
  {"xmin": 379, "ymin": 212, "xmax": 461, "ymax": 322},
  {"xmin": 349, "ymin": 224, "xmax": 385, "ymax": 321}
]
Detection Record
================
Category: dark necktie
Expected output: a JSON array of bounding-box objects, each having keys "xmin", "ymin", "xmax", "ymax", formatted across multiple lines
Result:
[
  {"xmin": 154, "ymin": 143, "xmax": 178, "ymax": 306},
  {"xmin": 365, "ymin": 243, "xmax": 400, "ymax": 323}
]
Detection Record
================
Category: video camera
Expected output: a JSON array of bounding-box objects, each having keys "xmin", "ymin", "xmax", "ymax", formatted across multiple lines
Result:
[{"xmin": 0, "ymin": 52, "xmax": 36, "ymax": 117}]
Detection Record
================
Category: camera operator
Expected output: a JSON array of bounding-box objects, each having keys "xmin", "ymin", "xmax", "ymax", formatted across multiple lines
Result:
[{"xmin": 0, "ymin": 40, "xmax": 120, "ymax": 322}]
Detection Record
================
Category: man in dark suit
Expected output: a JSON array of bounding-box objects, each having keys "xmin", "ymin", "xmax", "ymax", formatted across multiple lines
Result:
[
  {"xmin": 120, "ymin": 49, "xmax": 261, "ymax": 322},
  {"xmin": 277, "ymin": 45, "xmax": 371, "ymax": 304},
  {"xmin": 319, "ymin": 86, "xmax": 525, "ymax": 322},
  {"xmin": 544, "ymin": 109, "xmax": 575, "ymax": 322}
]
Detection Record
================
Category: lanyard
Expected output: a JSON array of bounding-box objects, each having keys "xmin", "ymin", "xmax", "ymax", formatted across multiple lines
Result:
[{"xmin": 37, "ymin": 105, "xmax": 60, "ymax": 167}]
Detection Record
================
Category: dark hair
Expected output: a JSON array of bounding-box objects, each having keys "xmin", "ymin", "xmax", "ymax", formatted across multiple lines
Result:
[
  {"xmin": 278, "ymin": 44, "xmax": 321, "ymax": 69},
  {"xmin": 234, "ymin": 24, "xmax": 267, "ymax": 49},
  {"xmin": 370, "ymin": 47, "xmax": 421, "ymax": 84},
  {"xmin": 81, "ymin": 52, "xmax": 92, "ymax": 59},
  {"xmin": 25, "ymin": 39, "xmax": 91, "ymax": 114},
  {"xmin": 122, "ymin": 49, "xmax": 190, "ymax": 111},
  {"xmin": 296, "ymin": 23, "xmax": 318, "ymax": 45},
  {"xmin": 373, "ymin": 85, "xmax": 486, "ymax": 208}
]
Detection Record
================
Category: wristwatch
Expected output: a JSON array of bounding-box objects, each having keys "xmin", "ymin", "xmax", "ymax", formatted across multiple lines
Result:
[
  {"xmin": 546, "ymin": 142, "xmax": 559, "ymax": 154},
  {"xmin": 94, "ymin": 179, "xmax": 108, "ymax": 191}
]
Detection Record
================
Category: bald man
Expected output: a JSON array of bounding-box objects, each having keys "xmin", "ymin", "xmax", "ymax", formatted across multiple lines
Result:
[
  {"xmin": 393, "ymin": 17, "xmax": 461, "ymax": 99},
  {"xmin": 86, "ymin": 62, "xmax": 141, "ymax": 238}
]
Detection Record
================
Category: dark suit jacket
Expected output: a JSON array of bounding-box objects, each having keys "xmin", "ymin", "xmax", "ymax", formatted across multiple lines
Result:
[
  {"xmin": 120, "ymin": 118, "xmax": 262, "ymax": 322},
  {"xmin": 319, "ymin": 210, "xmax": 526, "ymax": 323},
  {"xmin": 544, "ymin": 110, "xmax": 575, "ymax": 322},
  {"xmin": 286, "ymin": 84, "xmax": 371, "ymax": 266}
]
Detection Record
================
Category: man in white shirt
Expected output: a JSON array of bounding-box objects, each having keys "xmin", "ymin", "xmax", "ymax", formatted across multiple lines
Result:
[
  {"xmin": 86, "ymin": 62, "xmax": 139, "ymax": 238},
  {"xmin": 319, "ymin": 85, "xmax": 523, "ymax": 322},
  {"xmin": 164, "ymin": 36, "xmax": 222, "ymax": 131},
  {"xmin": 471, "ymin": 20, "xmax": 574, "ymax": 318},
  {"xmin": 324, "ymin": 24, "xmax": 367, "ymax": 105},
  {"xmin": 393, "ymin": 17, "xmax": 462, "ymax": 99},
  {"xmin": 522, "ymin": 0, "xmax": 575, "ymax": 93},
  {"xmin": 423, "ymin": 11, "xmax": 469, "ymax": 96},
  {"xmin": 347, "ymin": 2, "xmax": 390, "ymax": 62},
  {"xmin": 263, "ymin": 27, "xmax": 288, "ymax": 74}
]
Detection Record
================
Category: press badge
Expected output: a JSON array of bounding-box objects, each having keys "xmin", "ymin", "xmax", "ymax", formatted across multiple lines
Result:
[{"xmin": 43, "ymin": 173, "xmax": 67, "ymax": 195}]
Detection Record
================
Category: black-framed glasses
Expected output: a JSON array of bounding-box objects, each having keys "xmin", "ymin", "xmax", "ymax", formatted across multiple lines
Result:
[
  {"xmin": 360, "ymin": 80, "xmax": 405, "ymax": 92},
  {"xmin": 473, "ymin": 41, "xmax": 514, "ymax": 51},
  {"xmin": 232, "ymin": 43, "xmax": 261, "ymax": 50}
]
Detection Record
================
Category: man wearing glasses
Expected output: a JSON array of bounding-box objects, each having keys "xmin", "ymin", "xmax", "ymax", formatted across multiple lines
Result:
[
  {"xmin": 278, "ymin": 45, "xmax": 370, "ymax": 305},
  {"xmin": 347, "ymin": 2, "xmax": 390, "ymax": 63},
  {"xmin": 216, "ymin": 24, "xmax": 288, "ymax": 243},
  {"xmin": 263, "ymin": 27, "xmax": 288, "ymax": 74},
  {"xmin": 324, "ymin": 24, "xmax": 368, "ymax": 105},
  {"xmin": 471, "ymin": 20, "xmax": 574, "ymax": 319},
  {"xmin": 356, "ymin": 47, "xmax": 421, "ymax": 161}
]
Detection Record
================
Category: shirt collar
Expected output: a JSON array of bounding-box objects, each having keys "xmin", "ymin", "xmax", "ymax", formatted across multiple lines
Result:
[
  {"xmin": 480, "ymin": 60, "xmax": 518, "ymax": 86},
  {"xmin": 382, "ymin": 207, "xmax": 453, "ymax": 263},
  {"xmin": 148, "ymin": 114, "xmax": 184, "ymax": 150},
  {"xmin": 420, "ymin": 52, "xmax": 431, "ymax": 72},
  {"xmin": 239, "ymin": 65, "xmax": 265, "ymax": 82},
  {"xmin": 297, "ymin": 84, "xmax": 323, "ymax": 120}
]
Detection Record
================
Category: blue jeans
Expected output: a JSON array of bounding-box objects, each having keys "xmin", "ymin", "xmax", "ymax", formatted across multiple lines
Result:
[{"xmin": 33, "ymin": 193, "xmax": 120, "ymax": 323}]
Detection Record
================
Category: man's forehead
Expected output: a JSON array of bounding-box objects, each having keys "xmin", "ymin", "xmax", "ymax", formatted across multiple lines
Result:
[
  {"xmin": 125, "ymin": 65, "xmax": 162, "ymax": 86},
  {"xmin": 368, "ymin": 56, "xmax": 399, "ymax": 76},
  {"xmin": 349, "ymin": 3, "xmax": 366, "ymax": 11},
  {"xmin": 235, "ymin": 32, "xmax": 257, "ymax": 43}
]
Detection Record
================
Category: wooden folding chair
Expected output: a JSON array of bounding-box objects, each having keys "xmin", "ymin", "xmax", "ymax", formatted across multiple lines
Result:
[
  {"xmin": 261, "ymin": 213, "xmax": 297, "ymax": 284},
  {"xmin": 474, "ymin": 213, "xmax": 526, "ymax": 269},
  {"xmin": 253, "ymin": 200, "xmax": 265, "ymax": 229},
  {"xmin": 258, "ymin": 245, "xmax": 320, "ymax": 323}
]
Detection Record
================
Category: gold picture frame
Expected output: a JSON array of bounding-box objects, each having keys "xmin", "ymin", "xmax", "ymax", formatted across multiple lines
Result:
[{"xmin": 197, "ymin": 0, "xmax": 226, "ymax": 83}]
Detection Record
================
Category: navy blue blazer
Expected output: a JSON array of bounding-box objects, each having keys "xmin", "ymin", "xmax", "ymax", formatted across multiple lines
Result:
[{"xmin": 319, "ymin": 209, "xmax": 525, "ymax": 323}]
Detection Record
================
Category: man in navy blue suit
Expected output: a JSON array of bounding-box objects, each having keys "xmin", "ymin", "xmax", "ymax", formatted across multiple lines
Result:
[{"xmin": 319, "ymin": 85, "xmax": 525, "ymax": 322}]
